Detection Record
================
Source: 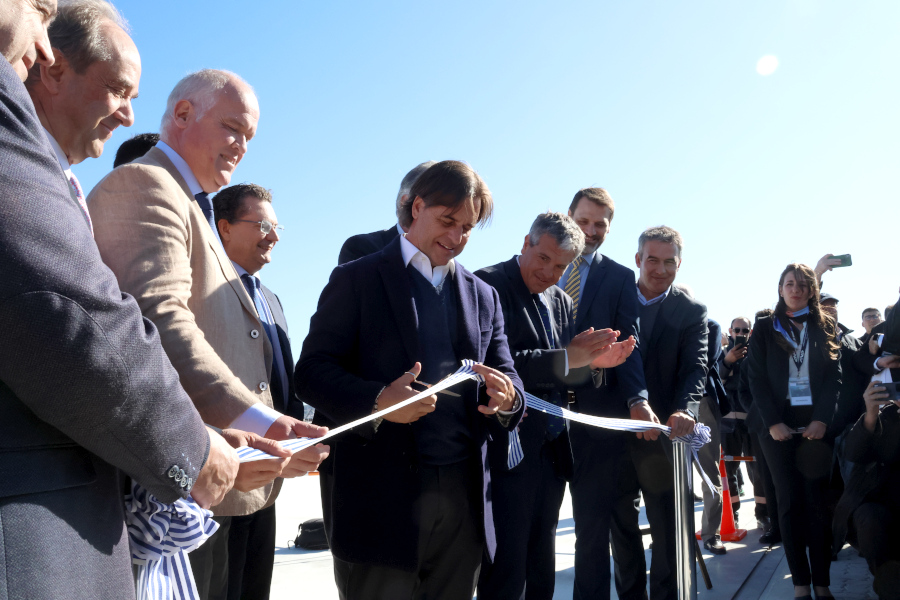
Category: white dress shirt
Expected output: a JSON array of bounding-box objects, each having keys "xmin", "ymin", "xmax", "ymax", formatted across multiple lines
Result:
[
  {"xmin": 156, "ymin": 140, "xmax": 203, "ymax": 196},
  {"xmin": 400, "ymin": 234, "xmax": 452, "ymax": 288}
]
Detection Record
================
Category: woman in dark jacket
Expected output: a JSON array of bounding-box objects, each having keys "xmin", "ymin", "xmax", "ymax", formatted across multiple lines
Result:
[{"xmin": 747, "ymin": 263, "xmax": 841, "ymax": 600}]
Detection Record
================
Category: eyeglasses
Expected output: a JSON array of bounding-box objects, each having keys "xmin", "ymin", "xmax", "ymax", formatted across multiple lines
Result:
[
  {"xmin": 234, "ymin": 219, "xmax": 284, "ymax": 235},
  {"xmin": 863, "ymin": 314, "xmax": 882, "ymax": 320},
  {"xmin": 732, "ymin": 328, "xmax": 750, "ymax": 334}
]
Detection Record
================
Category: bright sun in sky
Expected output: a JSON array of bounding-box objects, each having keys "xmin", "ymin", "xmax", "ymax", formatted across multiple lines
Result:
[{"xmin": 756, "ymin": 54, "xmax": 779, "ymax": 75}]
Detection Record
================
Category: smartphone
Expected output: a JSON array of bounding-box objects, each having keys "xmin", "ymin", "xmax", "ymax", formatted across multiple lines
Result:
[
  {"xmin": 832, "ymin": 254, "xmax": 852, "ymax": 268},
  {"xmin": 875, "ymin": 382, "xmax": 900, "ymax": 401},
  {"xmin": 735, "ymin": 335, "xmax": 749, "ymax": 347}
]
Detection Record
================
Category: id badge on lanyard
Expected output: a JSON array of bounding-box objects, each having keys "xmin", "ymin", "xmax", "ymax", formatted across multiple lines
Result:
[
  {"xmin": 788, "ymin": 326, "xmax": 811, "ymax": 407},
  {"xmin": 789, "ymin": 376, "xmax": 813, "ymax": 406}
]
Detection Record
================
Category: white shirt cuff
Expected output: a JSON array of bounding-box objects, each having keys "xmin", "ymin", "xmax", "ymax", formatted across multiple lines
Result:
[
  {"xmin": 874, "ymin": 357, "xmax": 884, "ymax": 373},
  {"xmin": 229, "ymin": 403, "xmax": 281, "ymax": 437},
  {"xmin": 563, "ymin": 349, "xmax": 569, "ymax": 376}
]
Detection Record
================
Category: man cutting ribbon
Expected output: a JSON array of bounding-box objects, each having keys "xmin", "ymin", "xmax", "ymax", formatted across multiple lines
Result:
[{"xmin": 295, "ymin": 161, "xmax": 525, "ymax": 600}]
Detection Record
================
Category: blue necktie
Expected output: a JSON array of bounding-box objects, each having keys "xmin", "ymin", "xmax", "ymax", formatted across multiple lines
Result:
[
  {"xmin": 241, "ymin": 274, "xmax": 285, "ymax": 409},
  {"xmin": 194, "ymin": 192, "xmax": 216, "ymax": 232},
  {"xmin": 534, "ymin": 295, "xmax": 566, "ymax": 439}
]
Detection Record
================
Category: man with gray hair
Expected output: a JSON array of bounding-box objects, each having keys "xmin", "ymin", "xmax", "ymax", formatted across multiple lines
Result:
[
  {"xmin": 25, "ymin": 0, "xmax": 140, "ymax": 229},
  {"xmin": 337, "ymin": 160, "xmax": 436, "ymax": 265},
  {"xmin": 88, "ymin": 69, "xmax": 329, "ymax": 600},
  {"xmin": 475, "ymin": 212, "xmax": 636, "ymax": 600}
]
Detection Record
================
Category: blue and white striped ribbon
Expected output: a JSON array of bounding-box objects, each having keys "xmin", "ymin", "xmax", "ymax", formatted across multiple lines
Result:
[
  {"xmin": 125, "ymin": 481, "xmax": 219, "ymax": 600},
  {"xmin": 521, "ymin": 392, "xmax": 718, "ymax": 494},
  {"xmin": 237, "ymin": 361, "xmax": 485, "ymax": 463}
]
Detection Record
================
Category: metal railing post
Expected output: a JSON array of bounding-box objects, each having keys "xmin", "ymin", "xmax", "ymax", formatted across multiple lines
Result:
[{"xmin": 673, "ymin": 441, "xmax": 697, "ymax": 600}]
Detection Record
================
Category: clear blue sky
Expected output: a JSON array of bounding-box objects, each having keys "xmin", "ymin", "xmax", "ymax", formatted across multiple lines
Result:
[{"xmin": 77, "ymin": 0, "xmax": 899, "ymax": 342}]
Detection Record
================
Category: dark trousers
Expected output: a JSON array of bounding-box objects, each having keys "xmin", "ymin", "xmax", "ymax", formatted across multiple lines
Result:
[
  {"xmin": 723, "ymin": 419, "xmax": 763, "ymax": 515},
  {"xmin": 190, "ymin": 505, "xmax": 277, "ymax": 600},
  {"xmin": 610, "ymin": 436, "xmax": 677, "ymax": 600},
  {"xmin": 698, "ymin": 396, "xmax": 723, "ymax": 539},
  {"xmin": 332, "ymin": 460, "xmax": 483, "ymax": 600},
  {"xmin": 753, "ymin": 431, "xmax": 780, "ymax": 533},
  {"xmin": 759, "ymin": 434, "xmax": 833, "ymax": 587},
  {"xmin": 226, "ymin": 505, "xmax": 277, "ymax": 600},
  {"xmin": 853, "ymin": 502, "xmax": 900, "ymax": 576},
  {"xmin": 478, "ymin": 436, "xmax": 567, "ymax": 600},
  {"xmin": 569, "ymin": 424, "xmax": 626, "ymax": 600}
]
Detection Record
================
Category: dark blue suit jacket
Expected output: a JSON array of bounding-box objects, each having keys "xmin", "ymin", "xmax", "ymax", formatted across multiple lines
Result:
[
  {"xmin": 337, "ymin": 224, "xmax": 399, "ymax": 265},
  {"xmin": 259, "ymin": 283, "xmax": 304, "ymax": 419},
  {"xmin": 476, "ymin": 256, "xmax": 589, "ymax": 473},
  {"xmin": 295, "ymin": 236, "xmax": 524, "ymax": 570},
  {"xmin": 571, "ymin": 253, "xmax": 647, "ymax": 423}
]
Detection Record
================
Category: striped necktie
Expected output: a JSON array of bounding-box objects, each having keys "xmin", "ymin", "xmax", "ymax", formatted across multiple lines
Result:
[
  {"xmin": 67, "ymin": 172, "xmax": 93, "ymax": 236},
  {"xmin": 563, "ymin": 255, "xmax": 584, "ymax": 319}
]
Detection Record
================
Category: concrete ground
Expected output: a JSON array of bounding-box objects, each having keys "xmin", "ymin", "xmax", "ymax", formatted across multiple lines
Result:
[{"xmin": 269, "ymin": 470, "xmax": 876, "ymax": 600}]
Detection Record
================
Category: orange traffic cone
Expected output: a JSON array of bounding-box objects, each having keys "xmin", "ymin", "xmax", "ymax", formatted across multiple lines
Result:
[{"xmin": 696, "ymin": 449, "xmax": 748, "ymax": 542}]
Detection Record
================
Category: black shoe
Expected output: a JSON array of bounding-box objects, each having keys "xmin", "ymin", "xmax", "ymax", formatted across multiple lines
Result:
[
  {"xmin": 759, "ymin": 530, "xmax": 782, "ymax": 545},
  {"xmin": 703, "ymin": 537, "xmax": 727, "ymax": 555}
]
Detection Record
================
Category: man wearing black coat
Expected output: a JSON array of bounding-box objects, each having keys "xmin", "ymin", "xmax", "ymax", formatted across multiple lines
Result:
[
  {"xmin": 560, "ymin": 188, "xmax": 649, "ymax": 599},
  {"xmin": 475, "ymin": 212, "xmax": 635, "ymax": 600},
  {"xmin": 337, "ymin": 160, "xmax": 435, "ymax": 265},
  {"xmin": 296, "ymin": 161, "xmax": 525, "ymax": 600},
  {"xmin": 609, "ymin": 226, "xmax": 708, "ymax": 600}
]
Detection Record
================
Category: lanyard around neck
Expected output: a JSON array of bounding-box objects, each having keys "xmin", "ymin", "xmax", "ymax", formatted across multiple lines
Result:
[{"xmin": 791, "ymin": 323, "xmax": 809, "ymax": 373}]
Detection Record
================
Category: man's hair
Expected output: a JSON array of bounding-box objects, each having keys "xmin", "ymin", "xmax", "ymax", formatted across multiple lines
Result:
[
  {"xmin": 569, "ymin": 187, "xmax": 615, "ymax": 220},
  {"xmin": 113, "ymin": 132, "xmax": 158, "ymax": 167},
  {"xmin": 638, "ymin": 225, "xmax": 684, "ymax": 258},
  {"xmin": 399, "ymin": 160, "xmax": 493, "ymax": 228},
  {"xmin": 160, "ymin": 69, "xmax": 252, "ymax": 133},
  {"xmin": 396, "ymin": 161, "xmax": 437, "ymax": 225},
  {"xmin": 862, "ymin": 307, "xmax": 882, "ymax": 319},
  {"xmin": 755, "ymin": 308, "xmax": 774, "ymax": 321},
  {"xmin": 527, "ymin": 212, "xmax": 585, "ymax": 256},
  {"xmin": 25, "ymin": 0, "xmax": 127, "ymax": 84},
  {"xmin": 731, "ymin": 316, "xmax": 752, "ymax": 328},
  {"xmin": 213, "ymin": 183, "xmax": 272, "ymax": 226}
]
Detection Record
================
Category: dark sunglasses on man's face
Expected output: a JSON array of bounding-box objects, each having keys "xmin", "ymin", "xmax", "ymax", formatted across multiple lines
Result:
[{"xmin": 732, "ymin": 328, "xmax": 750, "ymax": 334}]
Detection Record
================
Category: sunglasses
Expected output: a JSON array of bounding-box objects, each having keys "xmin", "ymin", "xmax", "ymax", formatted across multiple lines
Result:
[{"xmin": 732, "ymin": 328, "xmax": 750, "ymax": 334}]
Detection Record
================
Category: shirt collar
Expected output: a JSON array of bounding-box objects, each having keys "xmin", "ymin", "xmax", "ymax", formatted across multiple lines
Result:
[
  {"xmin": 400, "ymin": 234, "xmax": 453, "ymax": 288},
  {"xmin": 396, "ymin": 222, "xmax": 405, "ymax": 237},
  {"xmin": 42, "ymin": 128, "xmax": 71, "ymax": 175},
  {"xmin": 636, "ymin": 282, "xmax": 670, "ymax": 306},
  {"xmin": 157, "ymin": 140, "xmax": 203, "ymax": 196}
]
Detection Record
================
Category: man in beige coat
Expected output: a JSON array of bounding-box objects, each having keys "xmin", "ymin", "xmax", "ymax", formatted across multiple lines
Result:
[{"xmin": 88, "ymin": 69, "xmax": 329, "ymax": 600}]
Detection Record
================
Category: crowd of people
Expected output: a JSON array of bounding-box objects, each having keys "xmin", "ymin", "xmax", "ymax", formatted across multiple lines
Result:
[{"xmin": 0, "ymin": 1, "xmax": 898, "ymax": 600}]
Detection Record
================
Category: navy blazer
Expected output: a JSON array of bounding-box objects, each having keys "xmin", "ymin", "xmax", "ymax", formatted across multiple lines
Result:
[
  {"xmin": 295, "ymin": 236, "xmax": 524, "ymax": 570},
  {"xmin": 476, "ymin": 257, "xmax": 590, "ymax": 471},
  {"xmin": 337, "ymin": 224, "xmax": 399, "ymax": 265},
  {"xmin": 259, "ymin": 283, "xmax": 304, "ymax": 419},
  {"xmin": 746, "ymin": 316, "xmax": 841, "ymax": 434},
  {"xmin": 570, "ymin": 253, "xmax": 648, "ymax": 423},
  {"xmin": 641, "ymin": 287, "xmax": 709, "ymax": 419}
]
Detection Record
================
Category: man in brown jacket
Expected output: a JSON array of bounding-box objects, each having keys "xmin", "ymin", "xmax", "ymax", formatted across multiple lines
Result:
[{"xmin": 88, "ymin": 68, "xmax": 328, "ymax": 600}]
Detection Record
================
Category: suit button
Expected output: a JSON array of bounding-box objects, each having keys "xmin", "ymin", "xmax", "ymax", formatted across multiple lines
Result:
[
  {"xmin": 167, "ymin": 465, "xmax": 179, "ymax": 479},
  {"xmin": 259, "ymin": 382, "xmax": 268, "ymax": 391},
  {"xmin": 250, "ymin": 329, "xmax": 260, "ymax": 339},
  {"xmin": 185, "ymin": 478, "xmax": 193, "ymax": 492}
]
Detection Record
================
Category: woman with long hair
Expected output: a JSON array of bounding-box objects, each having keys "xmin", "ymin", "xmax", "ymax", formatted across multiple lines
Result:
[{"xmin": 747, "ymin": 263, "xmax": 841, "ymax": 600}]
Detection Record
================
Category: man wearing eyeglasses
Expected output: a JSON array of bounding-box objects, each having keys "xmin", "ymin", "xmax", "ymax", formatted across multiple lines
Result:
[{"xmin": 211, "ymin": 183, "xmax": 300, "ymax": 599}]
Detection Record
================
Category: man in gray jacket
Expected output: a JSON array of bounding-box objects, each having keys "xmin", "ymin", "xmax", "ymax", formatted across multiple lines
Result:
[{"xmin": 0, "ymin": 1, "xmax": 239, "ymax": 598}]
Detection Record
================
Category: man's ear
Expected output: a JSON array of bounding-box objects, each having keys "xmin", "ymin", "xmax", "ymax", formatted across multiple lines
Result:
[
  {"xmin": 172, "ymin": 99, "xmax": 194, "ymax": 130},
  {"xmin": 217, "ymin": 219, "xmax": 230, "ymax": 243},
  {"xmin": 521, "ymin": 234, "xmax": 530, "ymax": 255},
  {"xmin": 39, "ymin": 49, "xmax": 67, "ymax": 94},
  {"xmin": 410, "ymin": 196, "xmax": 424, "ymax": 220},
  {"xmin": 634, "ymin": 252, "xmax": 641, "ymax": 268}
]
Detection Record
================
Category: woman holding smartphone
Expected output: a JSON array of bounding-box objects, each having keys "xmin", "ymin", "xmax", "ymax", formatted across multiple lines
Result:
[{"xmin": 747, "ymin": 263, "xmax": 841, "ymax": 600}]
